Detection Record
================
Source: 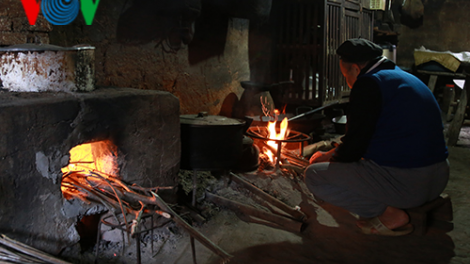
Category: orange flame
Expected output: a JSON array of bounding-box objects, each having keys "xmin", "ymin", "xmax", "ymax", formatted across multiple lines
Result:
[
  {"xmin": 61, "ymin": 140, "xmax": 119, "ymax": 196},
  {"xmin": 266, "ymin": 116, "xmax": 289, "ymax": 163}
]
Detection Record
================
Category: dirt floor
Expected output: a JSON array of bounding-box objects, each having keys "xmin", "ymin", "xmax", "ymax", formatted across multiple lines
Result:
[
  {"xmin": 155, "ymin": 125, "xmax": 470, "ymax": 264},
  {"xmin": 62, "ymin": 124, "xmax": 470, "ymax": 264}
]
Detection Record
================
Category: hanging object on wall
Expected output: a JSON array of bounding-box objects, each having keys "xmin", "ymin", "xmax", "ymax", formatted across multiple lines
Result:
[
  {"xmin": 399, "ymin": 0, "xmax": 424, "ymax": 28},
  {"xmin": 369, "ymin": 0, "xmax": 386, "ymax": 10}
]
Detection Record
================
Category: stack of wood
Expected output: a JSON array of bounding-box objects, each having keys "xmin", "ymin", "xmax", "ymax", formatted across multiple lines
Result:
[
  {"xmin": 61, "ymin": 170, "xmax": 232, "ymax": 263},
  {"xmin": 0, "ymin": 234, "xmax": 71, "ymax": 264},
  {"xmin": 254, "ymin": 136, "xmax": 342, "ymax": 176},
  {"xmin": 253, "ymin": 138, "xmax": 309, "ymax": 175},
  {"xmin": 207, "ymin": 173, "xmax": 307, "ymax": 233}
]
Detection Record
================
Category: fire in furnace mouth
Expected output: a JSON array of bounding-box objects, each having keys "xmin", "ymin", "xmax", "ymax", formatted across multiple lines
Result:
[{"xmin": 61, "ymin": 140, "xmax": 120, "ymax": 201}]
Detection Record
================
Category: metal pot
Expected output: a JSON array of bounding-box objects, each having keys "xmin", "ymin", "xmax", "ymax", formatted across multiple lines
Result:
[
  {"xmin": 0, "ymin": 43, "xmax": 95, "ymax": 92},
  {"xmin": 332, "ymin": 115, "xmax": 347, "ymax": 134},
  {"xmin": 180, "ymin": 112, "xmax": 246, "ymax": 171}
]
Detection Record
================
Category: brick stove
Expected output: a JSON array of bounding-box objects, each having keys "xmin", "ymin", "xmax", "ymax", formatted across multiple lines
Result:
[{"xmin": 0, "ymin": 87, "xmax": 180, "ymax": 254}]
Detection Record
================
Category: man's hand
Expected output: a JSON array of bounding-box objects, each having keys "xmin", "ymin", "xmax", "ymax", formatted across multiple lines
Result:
[{"xmin": 309, "ymin": 148, "xmax": 336, "ymax": 164}]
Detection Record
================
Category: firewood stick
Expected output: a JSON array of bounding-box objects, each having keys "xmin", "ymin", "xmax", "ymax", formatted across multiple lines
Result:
[
  {"xmin": 88, "ymin": 181, "xmax": 162, "ymax": 215},
  {"xmin": 66, "ymin": 179, "xmax": 133, "ymax": 214},
  {"xmin": 86, "ymin": 173, "xmax": 135, "ymax": 234},
  {"xmin": 229, "ymin": 172, "xmax": 306, "ymax": 221},
  {"xmin": 129, "ymin": 185, "xmax": 175, "ymax": 193},
  {"xmin": 0, "ymin": 253, "xmax": 44, "ymax": 264},
  {"xmin": 147, "ymin": 210, "xmax": 172, "ymax": 219},
  {"xmin": 280, "ymin": 164, "xmax": 305, "ymax": 175},
  {"xmin": 250, "ymin": 129, "xmax": 268, "ymax": 139},
  {"xmin": 65, "ymin": 175, "xmax": 232, "ymax": 261},
  {"xmin": 116, "ymin": 189, "xmax": 156, "ymax": 205},
  {"xmin": 281, "ymin": 150, "xmax": 310, "ymax": 167},
  {"xmin": 65, "ymin": 179, "xmax": 135, "ymax": 245},
  {"xmin": 256, "ymin": 140, "xmax": 309, "ymax": 168},
  {"xmin": 89, "ymin": 171, "xmax": 132, "ymax": 193},
  {"xmin": 205, "ymin": 192, "xmax": 303, "ymax": 234},
  {"xmin": 83, "ymin": 178, "xmax": 134, "ymax": 209},
  {"xmin": 149, "ymin": 191, "xmax": 233, "ymax": 262},
  {"xmin": 247, "ymin": 193, "xmax": 302, "ymax": 221},
  {"xmin": 0, "ymin": 246, "xmax": 45, "ymax": 263},
  {"xmin": 0, "ymin": 234, "xmax": 71, "ymax": 264},
  {"xmin": 0, "ymin": 255, "xmax": 34, "ymax": 264},
  {"xmin": 131, "ymin": 203, "xmax": 145, "ymax": 238},
  {"xmin": 281, "ymin": 157, "xmax": 308, "ymax": 168},
  {"xmin": 69, "ymin": 177, "xmax": 169, "ymax": 219},
  {"xmin": 237, "ymin": 214, "xmax": 300, "ymax": 233}
]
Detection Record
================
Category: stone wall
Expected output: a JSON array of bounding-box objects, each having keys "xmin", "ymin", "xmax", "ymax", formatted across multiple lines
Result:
[
  {"xmin": 0, "ymin": 0, "xmax": 250, "ymax": 116},
  {"xmin": 0, "ymin": 0, "xmax": 51, "ymax": 45},
  {"xmin": 47, "ymin": 0, "xmax": 250, "ymax": 116},
  {"xmin": 397, "ymin": 0, "xmax": 470, "ymax": 68}
]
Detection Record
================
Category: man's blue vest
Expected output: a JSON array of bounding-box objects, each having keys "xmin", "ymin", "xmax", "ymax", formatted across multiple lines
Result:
[{"xmin": 360, "ymin": 66, "xmax": 448, "ymax": 168}]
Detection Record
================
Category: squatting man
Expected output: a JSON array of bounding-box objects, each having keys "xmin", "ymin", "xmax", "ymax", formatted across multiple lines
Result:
[{"xmin": 303, "ymin": 38, "xmax": 449, "ymax": 236}]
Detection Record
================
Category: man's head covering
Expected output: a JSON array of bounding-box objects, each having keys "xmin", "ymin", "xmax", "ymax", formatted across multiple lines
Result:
[{"xmin": 336, "ymin": 38, "xmax": 383, "ymax": 63}]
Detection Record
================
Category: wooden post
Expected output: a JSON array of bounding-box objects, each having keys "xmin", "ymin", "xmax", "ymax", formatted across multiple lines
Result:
[
  {"xmin": 447, "ymin": 75, "xmax": 470, "ymax": 146},
  {"xmin": 427, "ymin": 74, "xmax": 438, "ymax": 93},
  {"xmin": 442, "ymin": 84, "xmax": 456, "ymax": 122}
]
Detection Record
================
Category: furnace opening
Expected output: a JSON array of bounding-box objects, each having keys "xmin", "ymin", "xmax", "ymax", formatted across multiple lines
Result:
[
  {"xmin": 61, "ymin": 140, "xmax": 120, "ymax": 200},
  {"xmin": 61, "ymin": 140, "xmax": 120, "ymax": 250}
]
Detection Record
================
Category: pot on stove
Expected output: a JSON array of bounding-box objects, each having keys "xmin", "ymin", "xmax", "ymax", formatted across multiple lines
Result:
[{"xmin": 180, "ymin": 112, "xmax": 246, "ymax": 171}]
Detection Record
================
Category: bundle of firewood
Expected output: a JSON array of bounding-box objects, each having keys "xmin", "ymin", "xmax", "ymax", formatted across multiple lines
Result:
[
  {"xmin": 61, "ymin": 170, "xmax": 232, "ymax": 263},
  {"xmin": 0, "ymin": 234, "xmax": 71, "ymax": 264}
]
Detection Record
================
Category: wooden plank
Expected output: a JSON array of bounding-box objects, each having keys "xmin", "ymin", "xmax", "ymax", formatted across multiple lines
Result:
[
  {"xmin": 344, "ymin": 1, "xmax": 360, "ymax": 11},
  {"xmin": 345, "ymin": 9, "xmax": 360, "ymax": 17},
  {"xmin": 417, "ymin": 70, "xmax": 466, "ymax": 78},
  {"xmin": 327, "ymin": 0, "xmax": 344, "ymax": 4}
]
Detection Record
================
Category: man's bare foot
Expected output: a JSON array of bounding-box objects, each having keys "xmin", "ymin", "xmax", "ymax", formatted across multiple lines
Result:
[{"xmin": 356, "ymin": 206, "xmax": 409, "ymax": 233}]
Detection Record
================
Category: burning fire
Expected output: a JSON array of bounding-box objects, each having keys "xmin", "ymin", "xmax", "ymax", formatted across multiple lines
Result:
[
  {"xmin": 265, "ymin": 110, "xmax": 289, "ymax": 164},
  {"xmin": 61, "ymin": 140, "xmax": 119, "ymax": 199},
  {"xmin": 59, "ymin": 141, "xmax": 176, "ymax": 243}
]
